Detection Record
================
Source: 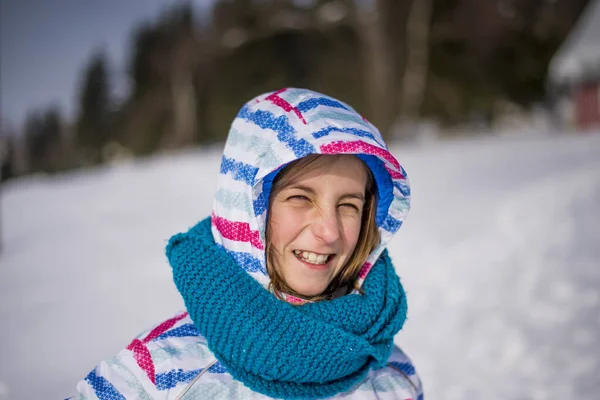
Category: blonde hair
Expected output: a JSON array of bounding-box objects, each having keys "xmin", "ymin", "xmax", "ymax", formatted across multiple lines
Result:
[{"xmin": 265, "ymin": 154, "xmax": 380, "ymax": 302}]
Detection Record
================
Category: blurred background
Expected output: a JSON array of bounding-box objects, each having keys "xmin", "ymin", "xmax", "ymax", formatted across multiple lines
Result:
[
  {"xmin": 1, "ymin": 0, "xmax": 599, "ymax": 399},
  {"xmin": 0, "ymin": 0, "xmax": 598, "ymax": 175}
]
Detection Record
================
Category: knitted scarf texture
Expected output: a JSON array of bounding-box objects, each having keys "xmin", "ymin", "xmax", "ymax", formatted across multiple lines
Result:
[{"xmin": 167, "ymin": 216, "xmax": 408, "ymax": 399}]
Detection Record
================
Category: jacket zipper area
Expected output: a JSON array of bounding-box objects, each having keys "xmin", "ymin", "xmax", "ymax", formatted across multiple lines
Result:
[{"xmin": 174, "ymin": 358, "xmax": 219, "ymax": 400}]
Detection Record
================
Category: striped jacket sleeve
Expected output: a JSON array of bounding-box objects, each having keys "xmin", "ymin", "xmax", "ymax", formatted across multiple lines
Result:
[{"xmin": 75, "ymin": 350, "xmax": 156, "ymax": 400}]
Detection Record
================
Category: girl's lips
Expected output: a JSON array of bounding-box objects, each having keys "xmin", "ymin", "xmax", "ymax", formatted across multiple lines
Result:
[{"xmin": 294, "ymin": 253, "xmax": 333, "ymax": 271}]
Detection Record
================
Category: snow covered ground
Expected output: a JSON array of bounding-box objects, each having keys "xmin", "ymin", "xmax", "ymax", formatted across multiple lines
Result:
[{"xmin": 1, "ymin": 132, "xmax": 599, "ymax": 400}]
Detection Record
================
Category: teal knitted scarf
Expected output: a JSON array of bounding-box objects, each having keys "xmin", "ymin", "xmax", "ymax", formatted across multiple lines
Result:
[{"xmin": 166, "ymin": 217, "xmax": 407, "ymax": 399}]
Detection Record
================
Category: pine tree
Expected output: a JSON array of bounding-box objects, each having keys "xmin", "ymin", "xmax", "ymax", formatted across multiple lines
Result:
[
  {"xmin": 123, "ymin": 4, "xmax": 200, "ymax": 153},
  {"xmin": 24, "ymin": 107, "xmax": 63, "ymax": 173},
  {"xmin": 76, "ymin": 50, "xmax": 112, "ymax": 164}
]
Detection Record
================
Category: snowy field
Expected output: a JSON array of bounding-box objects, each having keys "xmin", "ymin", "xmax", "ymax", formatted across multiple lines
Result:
[{"xmin": 1, "ymin": 132, "xmax": 599, "ymax": 400}]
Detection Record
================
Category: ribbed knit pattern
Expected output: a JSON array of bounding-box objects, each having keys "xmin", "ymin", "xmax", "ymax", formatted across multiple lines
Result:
[{"xmin": 167, "ymin": 217, "xmax": 407, "ymax": 399}]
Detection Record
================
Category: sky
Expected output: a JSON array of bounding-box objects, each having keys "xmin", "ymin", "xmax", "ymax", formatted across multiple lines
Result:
[{"xmin": 0, "ymin": 0, "xmax": 215, "ymax": 131}]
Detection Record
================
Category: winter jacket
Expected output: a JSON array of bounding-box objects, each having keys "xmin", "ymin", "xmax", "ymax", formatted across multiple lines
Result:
[
  {"xmin": 74, "ymin": 88, "xmax": 423, "ymax": 399},
  {"xmin": 75, "ymin": 312, "xmax": 423, "ymax": 399}
]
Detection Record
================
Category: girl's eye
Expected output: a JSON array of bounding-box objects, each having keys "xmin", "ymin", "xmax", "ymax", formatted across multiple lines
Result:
[
  {"xmin": 289, "ymin": 195, "xmax": 309, "ymax": 201},
  {"xmin": 339, "ymin": 203, "xmax": 360, "ymax": 211}
]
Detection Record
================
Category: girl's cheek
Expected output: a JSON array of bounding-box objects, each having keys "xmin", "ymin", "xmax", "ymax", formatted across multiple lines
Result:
[
  {"xmin": 286, "ymin": 206, "xmax": 310, "ymax": 222},
  {"xmin": 276, "ymin": 209, "xmax": 306, "ymax": 238},
  {"xmin": 343, "ymin": 218, "xmax": 362, "ymax": 242}
]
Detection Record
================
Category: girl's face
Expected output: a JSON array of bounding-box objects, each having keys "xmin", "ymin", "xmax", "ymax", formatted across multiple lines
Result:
[{"xmin": 268, "ymin": 155, "xmax": 368, "ymax": 297}]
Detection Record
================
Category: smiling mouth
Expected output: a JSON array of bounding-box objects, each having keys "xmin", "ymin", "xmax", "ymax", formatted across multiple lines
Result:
[{"xmin": 293, "ymin": 249, "xmax": 334, "ymax": 265}]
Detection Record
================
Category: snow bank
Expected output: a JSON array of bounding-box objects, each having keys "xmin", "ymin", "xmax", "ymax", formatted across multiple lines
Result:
[{"xmin": 1, "ymin": 133, "xmax": 599, "ymax": 399}]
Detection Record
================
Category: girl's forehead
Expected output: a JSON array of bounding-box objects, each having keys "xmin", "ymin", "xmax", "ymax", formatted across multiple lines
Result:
[{"xmin": 285, "ymin": 154, "xmax": 367, "ymax": 182}]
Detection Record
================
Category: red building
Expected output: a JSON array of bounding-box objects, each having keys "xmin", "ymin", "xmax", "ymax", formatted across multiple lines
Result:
[
  {"xmin": 549, "ymin": 0, "xmax": 600, "ymax": 131},
  {"xmin": 574, "ymin": 82, "xmax": 600, "ymax": 129}
]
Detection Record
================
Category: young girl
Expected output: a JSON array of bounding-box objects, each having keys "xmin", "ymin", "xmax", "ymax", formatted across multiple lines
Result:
[{"xmin": 75, "ymin": 88, "xmax": 423, "ymax": 399}]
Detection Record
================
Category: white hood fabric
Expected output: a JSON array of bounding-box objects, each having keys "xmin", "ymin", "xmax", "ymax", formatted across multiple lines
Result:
[{"xmin": 211, "ymin": 88, "xmax": 411, "ymax": 293}]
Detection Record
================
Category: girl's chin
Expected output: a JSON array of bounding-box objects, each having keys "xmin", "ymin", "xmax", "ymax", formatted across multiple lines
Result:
[
  {"xmin": 282, "ymin": 255, "xmax": 338, "ymax": 296},
  {"xmin": 288, "ymin": 284, "xmax": 327, "ymax": 298},
  {"xmin": 286, "ymin": 274, "xmax": 329, "ymax": 297}
]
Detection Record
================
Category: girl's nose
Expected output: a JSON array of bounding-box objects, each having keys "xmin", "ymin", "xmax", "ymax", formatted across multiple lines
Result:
[{"xmin": 311, "ymin": 208, "xmax": 341, "ymax": 244}]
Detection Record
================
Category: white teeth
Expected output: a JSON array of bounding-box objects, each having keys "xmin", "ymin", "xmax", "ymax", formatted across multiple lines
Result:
[{"xmin": 294, "ymin": 250, "xmax": 331, "ymax": 265}]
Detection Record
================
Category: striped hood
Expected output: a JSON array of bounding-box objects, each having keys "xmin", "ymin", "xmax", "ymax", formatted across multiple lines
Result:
[{"xmin": 211, "ymin": 88, "xmax": 410, "ymax": 292}]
